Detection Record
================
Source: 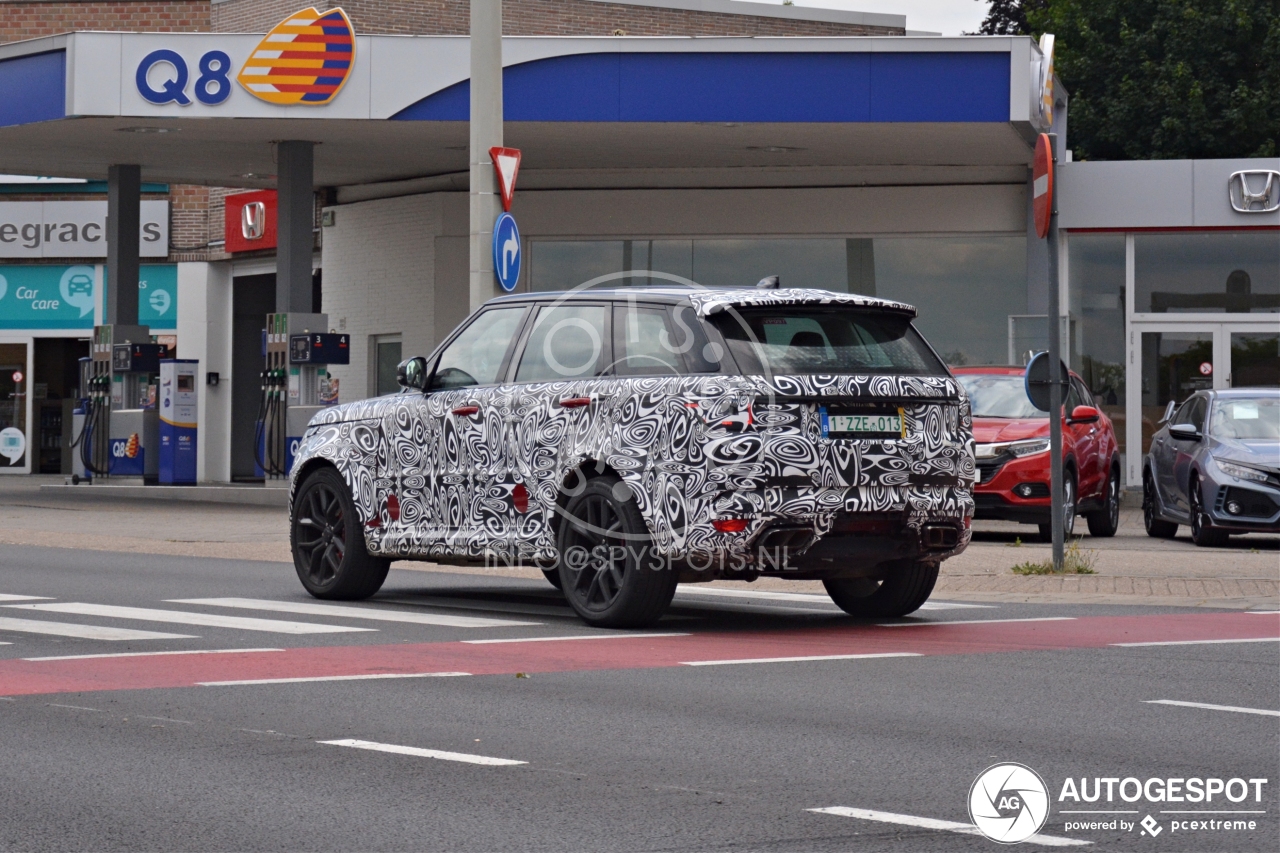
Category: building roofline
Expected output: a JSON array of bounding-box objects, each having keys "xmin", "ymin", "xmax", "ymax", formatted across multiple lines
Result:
[{"xmin": 580, "ymin": 0, "xmax": 904, "ymax": 29}]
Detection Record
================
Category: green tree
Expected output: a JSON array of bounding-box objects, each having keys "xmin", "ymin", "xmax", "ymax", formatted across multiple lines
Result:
[{"xmin": 1024, "ymin": 0, "xmax": 1279, "ymax": 160}]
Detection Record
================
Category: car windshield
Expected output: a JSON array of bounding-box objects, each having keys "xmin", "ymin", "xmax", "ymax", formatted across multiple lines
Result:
[
  {"xmin": 1210, "ymin": 396, "xmax": 1280, "ymax": 440},
  {"xmin": 709, "ymin": 307, "xmax": 946, "ymax": 376},
  {"xmin": 956, "ymin": 373, "xmax": 1047, "ymax": 418}
]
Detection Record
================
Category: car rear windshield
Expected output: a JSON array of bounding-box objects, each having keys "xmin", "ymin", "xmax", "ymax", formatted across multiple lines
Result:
[
  {"xmin": 1211, "ymin": 396, "xmax": 1280, "ymax": 440},
  {"xmin": 956, "ymin": 373, "xmax": 1046, "ymax": 418},
  {"xmin": 708, "ymin": 307, "xmax": 947, "ymax": 376}
]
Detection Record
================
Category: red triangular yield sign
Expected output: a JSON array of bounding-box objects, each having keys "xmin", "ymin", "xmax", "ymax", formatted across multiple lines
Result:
[{"xmin": 490, "ymin": 147, "xmax": 522, "ymax": 212}]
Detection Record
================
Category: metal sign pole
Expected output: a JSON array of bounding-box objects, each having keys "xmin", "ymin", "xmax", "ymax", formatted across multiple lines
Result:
[{"xmin": 1046, "ymin": 133, "xmax": 1064, "ymax": 571}]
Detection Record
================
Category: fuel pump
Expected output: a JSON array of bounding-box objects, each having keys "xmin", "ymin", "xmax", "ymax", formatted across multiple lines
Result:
[
  {"xmin": 109, "ymin": 339, "xmax": 165, "ymax": 481},
  {"xmin": 69, "ymin": 356, "xmax": 94, "ymax": 483},
  {"xmin": 82, "ymin": 324, "xmax": 152, "ymax": 480},
  {"xmin": 256, "ymin": 312, "xmax": 348, "ymax": 483}
]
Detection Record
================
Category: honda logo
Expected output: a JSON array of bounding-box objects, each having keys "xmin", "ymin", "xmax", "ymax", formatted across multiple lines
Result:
[
  {"xmin": 241, "ymin": 201, "xmax": 267, "ymax": 240},
  {"xmin": 1228, "ymin": 170, "xmax": 1280, "ymax": 214}
]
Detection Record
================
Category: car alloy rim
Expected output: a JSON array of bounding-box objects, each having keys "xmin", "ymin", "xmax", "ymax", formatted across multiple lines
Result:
[
  {"xmin": 562, "ymin": 494, "xmax": 628, "ymax": 613},
  {"xmin": 1063, "ymin": 478, "xmax": 1075, "ymax": 536},
  {"xmin": 1143, "ymin": 477, "xmax": 1156, "ymax": 530},
  {"xmin": 1190, "ymin": 481, "xmax": 1204, "ymax": 538},
  {"xmin": 296, "ymin": 483, "xmax": 346, "ymax": 586},
  {"xmin": 1109, "ymin": 473, "xmax": 1120, "ymax": 527}
]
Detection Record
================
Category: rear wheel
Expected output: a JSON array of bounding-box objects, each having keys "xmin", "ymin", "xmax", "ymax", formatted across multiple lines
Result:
[
  {"xmin": 823, "ymin": 560, "xmax": 939, "ymax": 618},
  {"xmin": 292, "ymin": 466, "xmax": 389, "ymax": 600},
  {"xmin": 1086, "ymin": 467, "xmax": 1121, "ymax": 537},
  {"xmin": 1038, "ymin": 472, "xmax": 1076, "ymax": 543},
  {"xmin": 541, "ymin": 569, "xmax": 563, "ymax": 591},
  {"xmin": 1143, "ymin": 471, "xmax": 1178, "ymax": 539},
  {"xmin": 1189, "ymin": 475, "xmax": 1230, "ymax": 547},
  {"xmin": 556, "ymin": 476, "xmax": 676, "ymax": 628}
]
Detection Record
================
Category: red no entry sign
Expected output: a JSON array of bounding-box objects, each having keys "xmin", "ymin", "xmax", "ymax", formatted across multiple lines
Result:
[{"xmin": 1033, "ymin": 134, "xmax": 1054, "ymax": 239}]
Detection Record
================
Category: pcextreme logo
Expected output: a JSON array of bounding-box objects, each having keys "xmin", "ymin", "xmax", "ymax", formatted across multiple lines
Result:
[{"xmin": 135, "ymin": 7, "xmax": 355, "ymax": 108}]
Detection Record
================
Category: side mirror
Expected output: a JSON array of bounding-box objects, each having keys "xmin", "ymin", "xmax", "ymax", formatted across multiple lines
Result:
[
  {"xmin": 1067, "ymin": 405, "xmax": 1100, "ymax": 424},
  {"xmin": 396, "ymin": 356, "xmax": 428, "ymax": 392},
  {"xmin": 1168, "ymin": 423, "xmax": 1201, "ymax": 442}
]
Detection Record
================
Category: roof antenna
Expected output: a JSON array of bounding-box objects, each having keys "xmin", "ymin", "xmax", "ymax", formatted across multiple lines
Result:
[{"xmin": 756, "ymin": 275, "xmax": 780, "ymax": 289}]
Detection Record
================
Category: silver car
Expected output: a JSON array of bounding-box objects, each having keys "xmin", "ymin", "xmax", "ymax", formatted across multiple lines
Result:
[{"xmin": 1143, "ymin": 389, "xmax": 1280, "ymax": 546}]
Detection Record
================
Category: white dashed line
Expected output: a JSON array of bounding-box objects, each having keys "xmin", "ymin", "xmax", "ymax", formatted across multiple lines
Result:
[
  {"xmin": 169, "ymin": 597, "xmax": 540, "ymax": 628},
  {"xmin": 682, "ymin": 652, "xmax": 920, "ymax": 667},
  {"xmin": 199, "ymin": 672, "xmax": 470, "ymax": 687},
  {"xmin": 1113, "ymin": 638, "xmax": 1279, "ymax": 647},
  {"xmin": 0, "ymin": 616, "xmax": 195, "ymax": 641},
  {"xmin": 320, "ymin": 738, "xmax": 526, "ymax": 766},
  {"xmin": 23, "ymin": 648, "xmax": 284, "ymax": 662},
  {"xmin": 463, "ymin": 632, "xmax": 687, "ymax": 644},
  {"xmin": 6, "ymin": 603, "xmax": 376, "ymax": 635},
  {"xmin": 0, "ymin": 595, "xmax": 53, "ymax": 602},
  {"xmin": 808, "ymin": 807, "xmax": 1090, "ymax": 846},
  {"xmin": 1145, "ymin": 699, "xmax": 1280, "ymax": 718}
]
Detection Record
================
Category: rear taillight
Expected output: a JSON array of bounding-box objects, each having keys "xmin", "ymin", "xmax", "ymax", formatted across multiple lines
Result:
[{"xmin": 713, "ymin": 518, "xmax": 749, "ymax": 533}]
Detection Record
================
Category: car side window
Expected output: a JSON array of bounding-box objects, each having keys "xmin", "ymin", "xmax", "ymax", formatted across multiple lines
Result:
[
  {"xmin": 612, "ymin": 305, "xmax": 682, "ymax": 376},
  {"xmin": 1073, "ymin": 379, "xmax": 1095, "ymax": 408},
  {"xmin": 1064, "ymin": 379, "xmax": 1081, "ymax": 413},
  {"xmin": 515, "ymin": 304, "xmax": 609, "ymax": 384},
  {"xmin": 1172, "ymin": 398, "xmax": 1196, "ymax": 426},
  {"xmin": 670, "ymin": 303, "xmax": 724, "ymax": 373},
  {"xmin": 1187, "ymin": 397, "xmax": 1208, "ymax": 431},
  {"xmin": 429, "ymin": 306, "xmax": 527, "ymax": 391}
]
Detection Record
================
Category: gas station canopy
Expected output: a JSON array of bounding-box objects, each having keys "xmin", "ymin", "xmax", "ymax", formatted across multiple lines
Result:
[{"xmin": 0, "ymin": 33, "xmax": 1051, "ymax": 191}]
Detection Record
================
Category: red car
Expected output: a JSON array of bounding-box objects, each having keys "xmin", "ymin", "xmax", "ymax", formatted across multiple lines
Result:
[{"xmin": 953, "ymin": 366, "xmax": 1122, "ymax": 541}]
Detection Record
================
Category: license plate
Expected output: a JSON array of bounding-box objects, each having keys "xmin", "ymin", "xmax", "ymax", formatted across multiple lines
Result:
[{"xmin": 820, "ymin": 407, "xmax": 904, "ymax": 439}]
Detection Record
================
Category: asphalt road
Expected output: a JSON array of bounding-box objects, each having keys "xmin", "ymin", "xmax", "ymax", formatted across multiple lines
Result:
[{"xmin": 1, "ymin": 544, "xmax": 1276, "ymax": 852}]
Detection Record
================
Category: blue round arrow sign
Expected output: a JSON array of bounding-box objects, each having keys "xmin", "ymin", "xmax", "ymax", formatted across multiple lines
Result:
[{"xmin": 492, "ymin": 212, "xmax": 521, "ymax": 292}]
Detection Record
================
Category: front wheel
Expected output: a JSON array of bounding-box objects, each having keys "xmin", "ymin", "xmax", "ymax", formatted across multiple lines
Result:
[
  {"xmin": 292, "ymin": 466, "xmax": 389, "ymax": 600},
  {"xmin": 823, "ymin": 560, "xmax": 939, "ymax": 618},
  {"xmin": 1189, "ymin": 476, "xmax": 1230, "ymax": 547},
  {"xmin": 1038, "ymin": 473, "xmax": 1077, "ymax": 543},
  {"xmin": 1086, "ymin": 467, "xmax": 1121, "ymax": 537},
  {"xmin": 556, "ymin": 476, "xmax": 676, "ymax": 628},
  {"xmin": 1143, "ymin": 471, "xmax": 1178, "ymax": 539}
]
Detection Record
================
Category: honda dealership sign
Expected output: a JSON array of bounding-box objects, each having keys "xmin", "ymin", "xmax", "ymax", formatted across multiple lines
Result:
[{"xmin": 0, "ymin": 201, "xmax": 169, "ymax": 258}]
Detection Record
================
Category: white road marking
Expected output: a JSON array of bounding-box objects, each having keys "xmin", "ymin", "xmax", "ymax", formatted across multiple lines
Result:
[
  {"xmin": 1245, "ymin": 610, "xmax": 1280, "ymax": 615},
  {"xmin": 0, "ymin": 642, "xmax": 10, "ymax": 645},
  {"xmin": 674, "ymin": 587, "xmax": 992, "ymax": 610},
  {"xmin": 463, "ymin": 632, "xmax": 688, "ymax": 645},
  {"xmin": 169, "ymin": 597, "xmax": 540, "ymax": 628},
  {"xmin": 1145, "ymin": 699, "xmax": 1280, "ymax": 718},
  {"xmin": 1114, "ymin": 637, "xmax": 1279, "ymax": 647},
  {"xmin": 682, "ymin": 652, "xmax": 920, "ymax": 667},
  {"xmin": 23, "ymin": 648, "xmax": 284, "ymax": 662},
  {"xmin": 877, "ymin": 616, "xmax": 1076, "ymax": 627},
  {"xmin": 808, "ymin": 807, "xmax": 1090, "ymax": 847},
  {"xmin": 0, "ymin": 615, "xmax": 194, "ymax": 641},
  {"xmin": 0, "ymin": 595, "xmax": 52, "ymax": 602},
  {"xmin": 199, "ymin": 672, "xmax": 470, "ymax": 687},
  {"xmin": 6, "ymin": 603, "xmax": 377, "ymax": 635},
  {"xmin": 320, "ymin": 738, "xmax": 526, "ymax": 766}
]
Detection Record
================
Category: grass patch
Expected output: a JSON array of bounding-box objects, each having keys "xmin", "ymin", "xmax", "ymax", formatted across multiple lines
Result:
[{"xmin": 1011, "ymin": 538, "xmax": 1098, "ymax": 575}]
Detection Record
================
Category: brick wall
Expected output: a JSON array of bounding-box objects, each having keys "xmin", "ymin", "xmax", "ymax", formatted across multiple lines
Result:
[
  {"xmin": 0, "ymin": 2, "xmax": 209, "ymax": 43},
  {"xmin": 212, "ymin": 0, "xmax": 902, "ymax": 36}
]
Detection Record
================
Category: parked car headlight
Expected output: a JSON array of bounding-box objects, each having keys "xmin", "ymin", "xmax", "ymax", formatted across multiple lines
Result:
[
  {"xmin": 976, "ymin": 438, "xmax": 1050, "ymax": 459},
  {"xmin": 1217, "ymin": 460, "xmax": 1271, "ymax": 484}
]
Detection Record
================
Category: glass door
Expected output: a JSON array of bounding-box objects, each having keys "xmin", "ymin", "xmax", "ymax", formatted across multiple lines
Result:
[
  {"xmin": 0, "ymin": 342, "xmax": 31, "ymax": 473},
  {"xmin": 1126, "ymin": 323, "xmax": 1278, "ymax": 485}
]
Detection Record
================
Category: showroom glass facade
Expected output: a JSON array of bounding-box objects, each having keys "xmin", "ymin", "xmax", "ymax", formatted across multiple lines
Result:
[{"xmin": 528, "ymin": 236, "xmax": 1029, "ymax": 368}]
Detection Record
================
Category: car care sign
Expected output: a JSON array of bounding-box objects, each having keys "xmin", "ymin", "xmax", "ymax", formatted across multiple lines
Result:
[{"xmin": 1034, "ymin": 134, "xmax": 1053, "ymax": 239}]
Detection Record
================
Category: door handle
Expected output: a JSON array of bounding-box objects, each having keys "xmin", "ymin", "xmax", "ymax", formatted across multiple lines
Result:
[
  {"xmin": 451, "ymin": 405, "xmax": 480, "ymax": 416},
  {"xmin": 558, "ymin": 397, "xmax": 591, "ymax": 409}
]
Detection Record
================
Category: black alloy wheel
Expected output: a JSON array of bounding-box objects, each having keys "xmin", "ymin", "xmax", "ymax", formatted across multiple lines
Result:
[
  {"xmin": 1189, "ymin": 475, "xmax": 1230, "ymax": 547},
  {"xmin": 1143, "ymin": 471, "xmax": 1178, "ymax": 539},
  {"xmin": 292, "ymin": 466, "xmax": 389, "ymax": 599},
  {"xmin": 556, "ymin": 476, "xmax": 676, "ymax": 628},
  {"xmin": 1086, "ymin": 467, "xmax": 1121, "ymax": 537}
]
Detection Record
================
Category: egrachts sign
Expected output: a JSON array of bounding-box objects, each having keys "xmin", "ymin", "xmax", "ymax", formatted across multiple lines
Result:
[{"xmin": 0, "ymin": 201, "xmax": 169, "ymax": 258}]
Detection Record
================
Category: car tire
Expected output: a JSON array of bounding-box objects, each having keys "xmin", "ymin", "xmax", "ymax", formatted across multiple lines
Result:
[
  {"xmin": 1037, "ymin": 471, "xmax": 1077, "ymax": 543},
  {"xmin": 823, "ymin": 560, "xmax": 939, "ymax": 618},
  {"xmin": 1143, "ymin": 471, "xmax": 1178, "ymax": 539},
  {"xmin": 556, "ymin": 476, "xmax": 676, "ymax": 628},
  {"xmin": 1189, "ymin": 475, "xmax": 1230, "ymax": 547},
  {"xmin": 1086, "ymin": 466, "xmax": 1121, "ymax": 537},
  {"xmin": 541, "ymin": 569, "xmax": 563, "ymax": 591},
  {"xmin": 291, "ymin": 466, "xmax": 390, "ymax": 600}
]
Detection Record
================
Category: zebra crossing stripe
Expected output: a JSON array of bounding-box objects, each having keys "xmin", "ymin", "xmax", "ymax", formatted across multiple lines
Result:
[
  {"xmin": 3, "ymin": 603, "xmax": 376, "ymax": 635},
  {"xmin": 0, "ymin": 615, "xmax": 195, "ymax": 641}
]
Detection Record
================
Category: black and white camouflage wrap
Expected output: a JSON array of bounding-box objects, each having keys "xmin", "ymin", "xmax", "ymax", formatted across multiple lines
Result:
[{"xmin": 290, "ymin": 291, "xmax": 975, "ymax": 571}]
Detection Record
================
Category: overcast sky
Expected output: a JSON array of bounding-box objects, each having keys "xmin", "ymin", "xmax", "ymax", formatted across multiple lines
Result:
[{"xmin": 784, "ymin": 0, "xmax": 989, "ymax": 36}]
